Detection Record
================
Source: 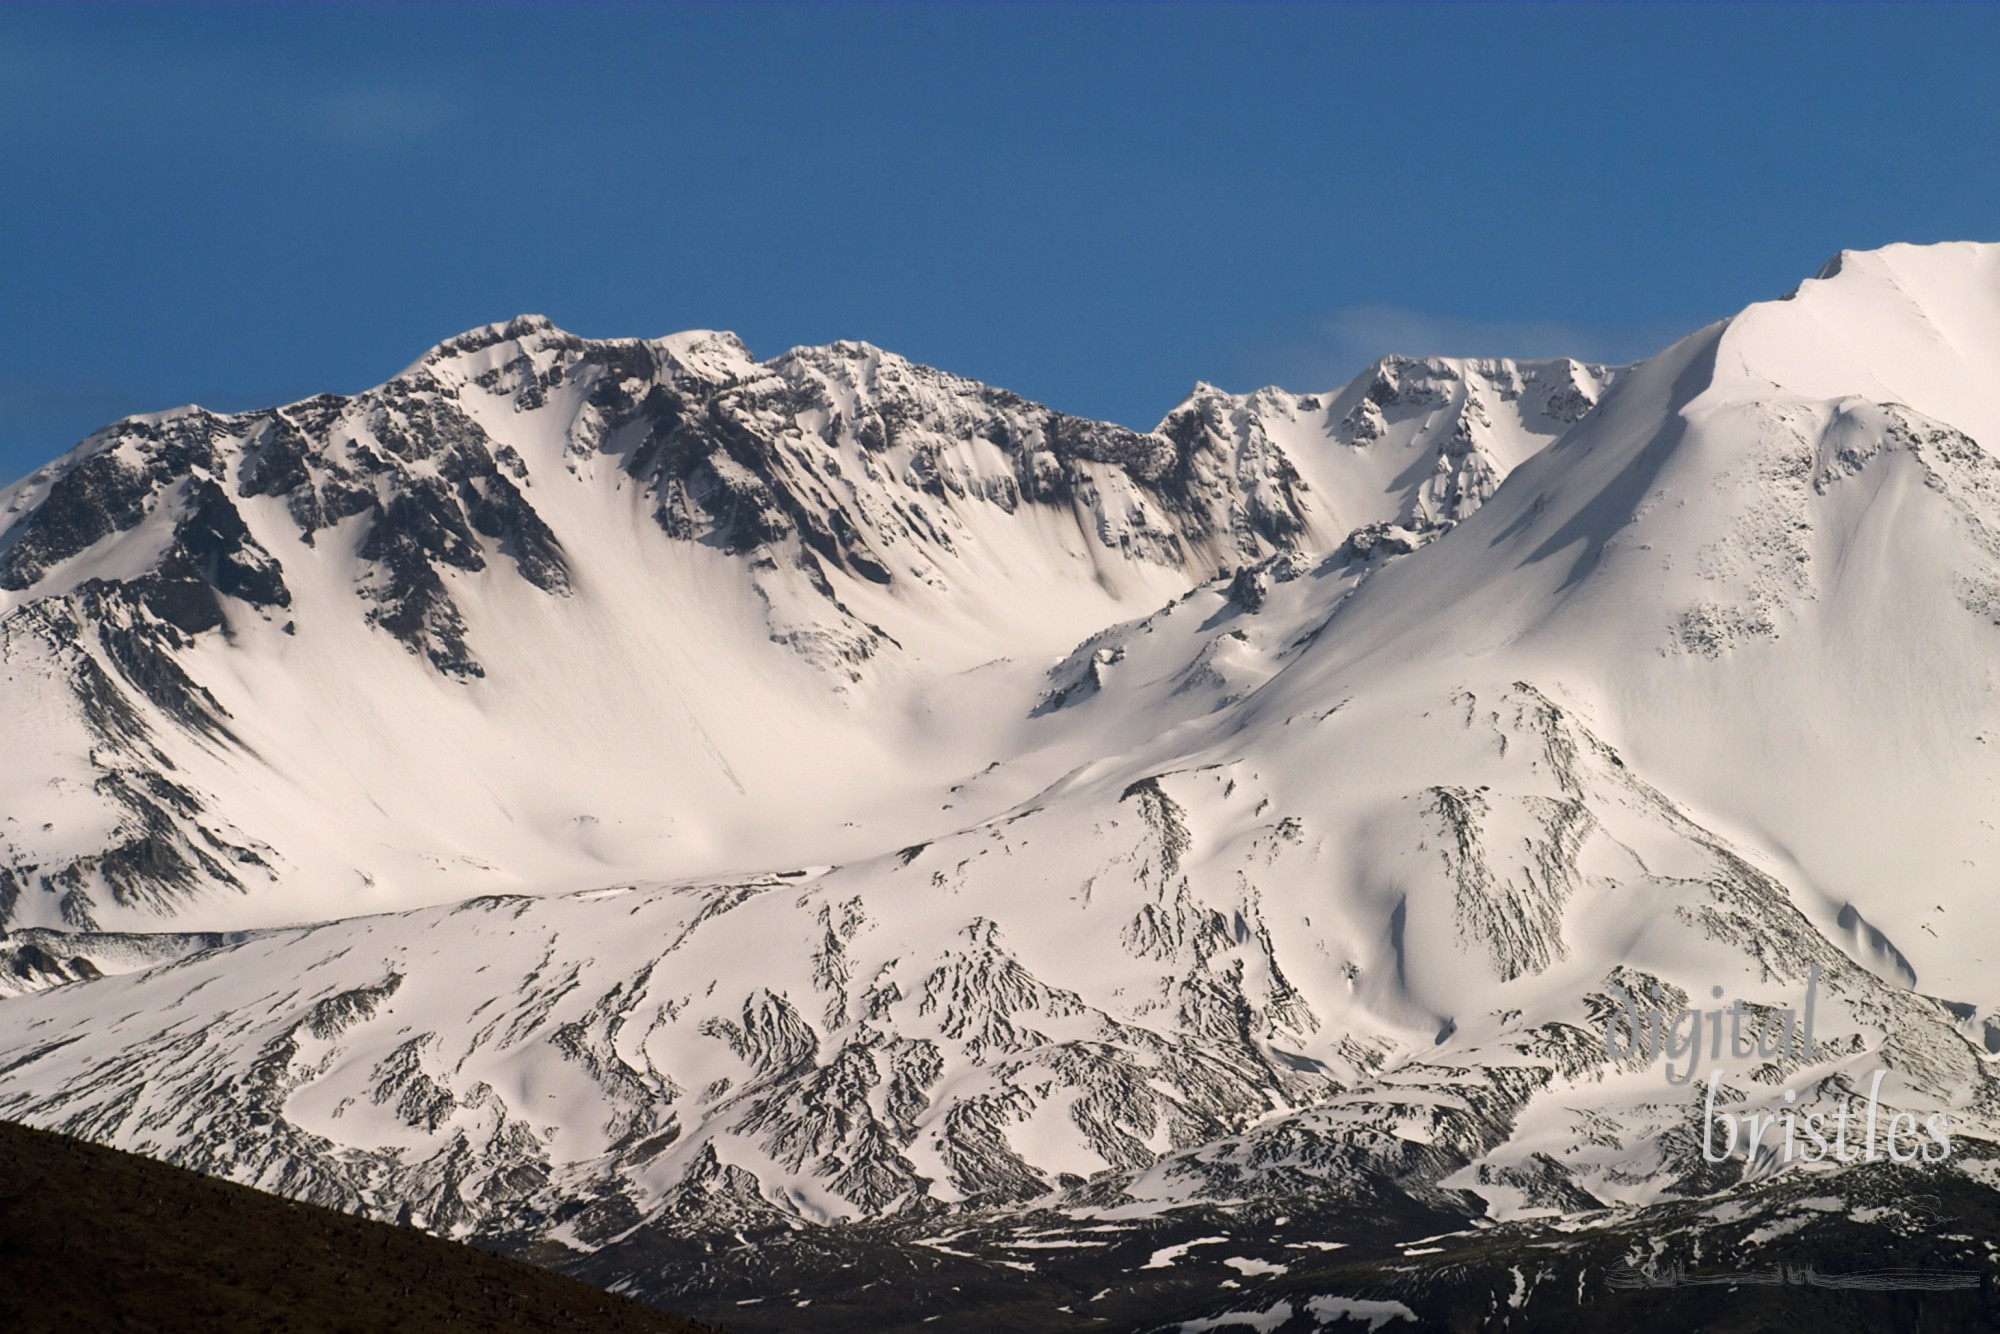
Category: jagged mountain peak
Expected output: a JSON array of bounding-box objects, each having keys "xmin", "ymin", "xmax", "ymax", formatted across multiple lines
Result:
[
  {"xmin": 648, "ymin": 326, "xmax": 758, "ymax": 380},
  {"xmin": 402, "ymin": 315, "xmax": 761, "ymax": 410},
  {"xmin": 1157, "ymin": 353, "xmax": 1623, "ymax": 547},
  {"xmin": 417, "ymin": 310, "xmax": 567, "ymax": 359}
]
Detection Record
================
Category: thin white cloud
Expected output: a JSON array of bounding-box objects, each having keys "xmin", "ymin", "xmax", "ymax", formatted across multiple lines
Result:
[
  {"xmin": 0, "ymin": 29, "xmax": 464, "ymax": 151},
  {"xmin": 313, "ymin": 82, "xmax": 463, "ymax": 145},
  {"xmin": 1229, "ymin": 304, "xmax": 1700, "ymax": 395}
]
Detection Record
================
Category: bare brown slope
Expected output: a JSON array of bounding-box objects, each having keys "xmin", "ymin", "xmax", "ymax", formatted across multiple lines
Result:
[{"xmin": 0, "ymin": 1118, "xmax": 720, "ymax": 1334}]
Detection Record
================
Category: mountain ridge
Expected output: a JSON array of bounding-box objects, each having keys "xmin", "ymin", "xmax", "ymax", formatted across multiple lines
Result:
[
  {"xmin": 4, "ymin": 241, "xmax": 2000, "ymax": 1332},
  {"xmin": 0, "ymin": 318, "xmax": 1611, "ymax": 934}
]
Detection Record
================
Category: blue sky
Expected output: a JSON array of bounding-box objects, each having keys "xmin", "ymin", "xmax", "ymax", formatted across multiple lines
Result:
[{"xmin": 3, "ymin": 3, "xmax": 1996, "ymax": 483}]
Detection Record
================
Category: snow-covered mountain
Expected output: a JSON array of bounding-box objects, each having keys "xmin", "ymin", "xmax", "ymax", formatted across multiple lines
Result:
[
  {"xmin": 0, "ymin": 318, "xmax": 1609, "ymax": 934},
  {"xmin": 3, "ymin": 242, "xmax": 1999, "ymax": 1331}
]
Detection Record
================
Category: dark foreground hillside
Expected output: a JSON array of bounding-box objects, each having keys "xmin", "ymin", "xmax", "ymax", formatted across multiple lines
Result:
[{"xmin": 0, "ymin": 1118, "xmax": 716, "ymax": 1334}]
